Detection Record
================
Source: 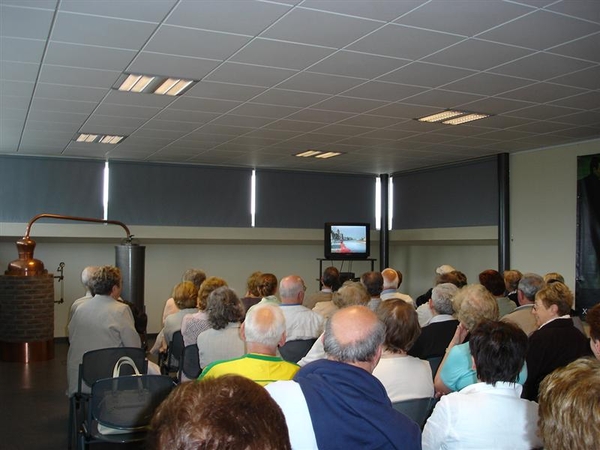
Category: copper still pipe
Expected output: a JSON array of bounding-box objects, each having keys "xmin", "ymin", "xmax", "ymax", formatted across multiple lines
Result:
[
  {"xmin": 24, "ymin": 213, "xmax": 132, "ymax": 241},
  {"xmin": 6, "ymin": 214, "xmax": 133, "ymax": 276}
]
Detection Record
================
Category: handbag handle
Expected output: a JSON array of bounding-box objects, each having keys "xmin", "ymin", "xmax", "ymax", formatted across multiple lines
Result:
[{"xmin": 113, "ymin": 356, "xmax": 142, "ymax": 378}]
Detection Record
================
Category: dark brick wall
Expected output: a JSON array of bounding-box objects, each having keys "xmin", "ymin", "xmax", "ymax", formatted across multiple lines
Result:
[{"xmin": 0, "ymin": 274, "xmax": 54, "ymax": 342}]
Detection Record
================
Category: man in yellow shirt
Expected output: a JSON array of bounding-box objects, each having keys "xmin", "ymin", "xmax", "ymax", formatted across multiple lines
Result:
[{"xmin": 199, "ymin": 302, "xmax": 298, "ymax": 386}]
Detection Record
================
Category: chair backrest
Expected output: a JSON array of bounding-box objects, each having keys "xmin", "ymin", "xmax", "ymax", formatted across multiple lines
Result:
[
  {"xmin": 80, "ymin": 347, "xmax": 147, "ymax": 392},
  {"xmin": 279, "ymin": 338, "xmax": 317, "ymax": 363},
  {"xmin": 427, "ymin": 356, "xmax": 443, "ymax": 379},
  {"xmin": 179, "ymin": 344, "xmax": 201, "ymax": 380},
  {"xmin": 392, "ymin": 397, "xmax": 436, "ymax": 429},
  {"xmin": 90, "ymin": 375, "xmax": 174, "ymax": 430},
  {"xmin": 164, "ymin": 330, "xmax": 185, "ymax": 372}
]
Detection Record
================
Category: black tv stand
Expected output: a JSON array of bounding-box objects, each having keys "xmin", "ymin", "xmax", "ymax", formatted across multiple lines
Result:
[{"xmin": 316, "ymin": 258, "xmax": 376, "ymax": 289}]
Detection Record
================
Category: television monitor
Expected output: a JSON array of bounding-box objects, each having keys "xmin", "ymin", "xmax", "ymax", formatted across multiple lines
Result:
[{"xmin": 324, "ymin": 222, "xmax": 370, "ymax": 260}]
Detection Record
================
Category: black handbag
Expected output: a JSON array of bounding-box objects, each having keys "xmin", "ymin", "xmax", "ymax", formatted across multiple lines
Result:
[{"xmin": 97, "ymin": 356, "xmax": 151, "ymax": 435}]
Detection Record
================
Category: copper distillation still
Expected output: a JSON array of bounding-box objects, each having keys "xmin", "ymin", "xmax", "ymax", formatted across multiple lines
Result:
[{"xmin": 1, "ymin": 213, "xmax": 145, "ymax": 362}]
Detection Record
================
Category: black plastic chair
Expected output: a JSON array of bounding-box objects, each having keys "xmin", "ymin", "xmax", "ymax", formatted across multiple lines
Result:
[
  {"xmin": 392, "ymin": 397, "xmax": 437, "ymax": 429},
  {"xmin": 279, "ymin": 338, "xmax": 317, "ymax": 363},
  {"xmin": 427, "ymin": 356, "xmax": 443, "ymax": 379},
  {"xmin": 78, "ymin": 374, "xmax": 174, "ymax": 449},
  {"xmin": 160, "ymin": 330, "xmax": 185, "ymax": 376},
  {"xmin": 179, "ymin": 344, "xmax": 202, "ymax": 381},
  {"xmin": 68, "ymin": 347, "xmax": 147, "ymax": 450}
]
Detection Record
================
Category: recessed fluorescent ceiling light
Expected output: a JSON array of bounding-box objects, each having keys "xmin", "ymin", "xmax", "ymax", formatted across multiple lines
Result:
[
  {"xmin": 116, "ymin": 73, "xmax": 195, "ymax": 96},
  {"xmin": 296, "ymin": 150, "xmax": 323, "ymax": 157},
  {"xmin": 416, "ymin": 110, "xmax": 490, "ymax": 125},
  {"xmin": 75, "ymin": 133, "xmax": 125, "ymax": 144},
  {"xmin": 442, "ymin": 113, "xmax": 490, "ymax": 125},
  {"xmin": 315, "ymin": 152, "xmax": 342, "ymax": 159}
]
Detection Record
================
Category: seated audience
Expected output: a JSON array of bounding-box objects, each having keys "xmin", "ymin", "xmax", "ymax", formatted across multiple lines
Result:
[
  {"xmin": 300, "ymin": 281, "xmax": 370, "ymax": 366},
  {"xmin": 373, "ymin": 299, "xmax": 434, "ymax": 402},
  {"xmin": 240, "ymin": 271, "xmax": 262, "ymax": 314},
  {"xmin": 199, "ymin": 303, "xmax": 298, "ymax": 386},
  {"xmin": 479, "ymin": 269, "xmax": 516, "ymax": 317},
  {"xmin": 266, "ymin": 306, "xmax": 421, "ymax": 450},
  {"xmin": 279, "ymin": 275, "xmax": 324, "ymax": 342},
  {"xmin": 435, "ymin": 284, "xmax": 527, "ymax": 394},
  {"xmin": 181, "ymin": 276, "xmax": 227, "ymax": 346},
  {"xmin": 522, "ymin": 282, "xmax": 592, "ymax": 401},
  {"xmin": 163, "ymin": 282, "xmax": 198, "ymax": 347},
  {"xmin": 148, "ymin": 374, "xmax": 291, "ymax": 450},
  {"xmin": 537, "ymin": 357, "xmax": 600, "ymax": 450},
  {"xmin": 257, "ymin": 273, "xmax": 279, "ymax": 304},
  {"xmin": 161, "ymin": 269, "xmax": 205, "ymax": 325},
  {"xmin": 416, "ymin": 270, "xmax": 466, "ymax": 326},
  {"xmin": 197, "ymin": 287, "xmax": 245, "ymax": 370},
  {"xmin": 409, "ymin": 283, "xmax": 459, "ymax": 360},
  {"xmin": 544, "ymin": 273, "xmax": 586, "ymax": 334},
  {"xmin": 380, "ymin": 268, "xmax": 413, "ymax": 305},
  {"xmin": 68, "ymin": 266, "xmax": 98, "ymax": 323},
  {"xmin": 503, "ymin": 269, "xmax": 522, "ymax": 305},
  {"xmin": 587, "ymin": 303, "xmax": 600, "ymax": 359},
  {"xmin": 415, "ymin": 264, "xmax": 456, "ymax": 307},
  {"xmin": 501, "ymin": 272, "xmax": 544, "ymax": 335},
  {"xmin": 361, "ymin": 271, "xmax": 384, "ymax": 311},
  {"xmin": 67, "ymin": 266, "xmax": 143, "ymax": 395},
  {"xmin": 423, "ymin": 321, "xmax": 542, "ymax": 450},
  {"xmin": 303, "ymin": 266, "xmax": 340, "ymax": 310}
]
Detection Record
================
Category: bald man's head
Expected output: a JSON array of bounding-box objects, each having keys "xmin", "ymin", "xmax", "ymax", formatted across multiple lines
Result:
[{"xmin": 323, "ymin": 306, "xmax": 384, "ymax": 366}]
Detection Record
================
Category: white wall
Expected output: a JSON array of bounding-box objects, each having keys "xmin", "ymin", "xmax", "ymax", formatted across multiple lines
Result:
[
  {"xmin": 0, "ymin": 223, "xmax": 497, "ymax": 337},
  {"xmin": 511, "ymin": 137, "xmax": 600, "ymax": 292}
]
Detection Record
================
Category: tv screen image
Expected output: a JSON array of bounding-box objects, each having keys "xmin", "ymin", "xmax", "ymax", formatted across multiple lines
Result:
[{"xmin": 324, "ymin": 223, "xmax": 370, "ymax": 260}]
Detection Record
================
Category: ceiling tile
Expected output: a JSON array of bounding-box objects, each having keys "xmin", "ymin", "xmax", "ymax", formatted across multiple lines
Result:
[
  {"xmin": 52, "ymin": 11, "xmax": 158, "ymax": 49},
  {"xmin": 154, "ymin": 109, "xmax": 220, "ymax": 124},
  {"xmin": 186, "ymin": 81, "xmax": 265, "ymax": 102},
  {"xmin": 395, "ymin": 0, "xmax": 532, "ymax": 37},
  {"xmin": 0, "ymin": 61, "xmax": 39, "ymax": 82},
  {"xmin": 0, "ymin": 37, "xmax": 45, "ymax": 63},
  {"xmin": 286, "ymin": 108, "xmax": 354, "ymax": 123},
  {"xmin": 251, "ymin": 89, "xmax": 330, "ymax": 108},
  {"xmin": 300, "ymin": 1, "xmax": 427, "ymax": 22},
  {"xmin": 277, "ymin": 72, "xmax": 364, "ymax": 95},
  {"xmin": 308, "ymin": 50, "xmax": 409, "ymax": 79},
  {"xmin": 83, "ymin": 114, "xmax": 147, "ymax": 131},
  {"xmin": 550, "ymin": 91, "xmax": 600, "ymax": 110},
  {"xmin": 146, "ymin": 25, "xmax": 250, "ymax": 61},
  {"xmin": 379, "ymin": 62, "xmax": 475, "ymax": 88},
  {"xmin": 27, "ymin": 109, "xmax": 88, "ymax": 124},
  {"xmin": 172, "ymin": 97, "xmax": 242, "ymax": 114},
  {"xmin": 229, "ymin": 103, "xmax": 302, "ymax": 119},
  {"xmin": 30, "ymin": 97, "xmax": 97, "ymax": 114},
  {"xmin": 44, "ymin": 42, "xmax": 136, "ymax": 71},
  {"xmin": 368, "ymin": 103, "xmax": 440, "ymax": 119},
  {"xmin": 478, "ymin": 9, "xmax": 600, "ymax": 50},
  {"xmin": 39, "ymin": 65, "xmax": 121, "ymax": 88},
  {"xmin": 348, "ymin": 24, "xmax": 463, "ymax": 60},
  {"xmin": 0, "ymin": 80, "xmax": 34, "ymax": 97},
  {"xmin": 166, "ymin": 0, "xmax": 291, "ymax": 35},
  {"xmin": 443, "ymin": 73, "xmax": 533, "ymax": 96},
  {"xmin": 403, "ymin": 89, "xmax": 485, "ymax": 109},
  {"xmin": 312, "ymin": 96, "xmax": 388, "ymax": 113},
  {"xmin": 338, "ymin": 115, "xmax": 401, "ymax": 128},
  {"xmin": 34, "ymin": 83, "xmax": 108, "ymax": 102},
  {"xmin": 489, "ymin": 52, "xmax": 595, "ymax": 81},
  {"xmin": 231, "ymin": 38, "xmax": 334, "ymax": 71},
  {"xmin": 549, "ymin": 65, "xmax": 600, "ymax": 90},
  {"xmin": 550, "ymin": 32, "xmax": 600, "ymax": 63},
  {"xmin": 263, "ymin": 119, "xmax": 325, "ymax": 132},
  {"xmin": 140, "ymin": 120, "xmax": 199, "ymax": 133},
  {"xmin": 103, "ymin": 90, "xmax": 174, "ymax": 108},
  {"xmin": 546, "ymin": 1, "xmax": 600, "ymax": 23},
  {"xmin": 94, "ymin": 103, "xmax": 160, "ymax": 119},
  {"xmin": 458, "ymin": 97, "xmax": 534, "ymax": 115},
  {"xmin": 424, "ymin": 39, "xmax": 533, "ymax": 71},
  {"xmin": 552, "ymin": 111, "xmax": 600, "ymax": 127},
  {"xmin": 262, "ymin": 7, "xmax": 381, "ymax": 48},
  {"xmin": 498, "ymin": 82, "xmax": 586, "ymax": 103},
  {"xmin": 60, "ymin": 0, "xmax": 175, "ymax": 21},
  {"xmin": 211, "ymin": 115, "xmax": 275, "ymax": 128},
  {"xmin": 0, "ymin": 5, "xmax": 54, "ymax": 39},
  {"xmin": 505, "ymin": 104, "xmax": 580, "ymax": 121},
  {"xmin": 205, "ymin": 62, "xmax": 297, "ymax": 88},
  {"xmin": 127, "ymin": 53, "xmax": 221, "ymax": 80},
  {"xmin": 342, "ymin": 81, "xmax": 425, "ymax": 102}
]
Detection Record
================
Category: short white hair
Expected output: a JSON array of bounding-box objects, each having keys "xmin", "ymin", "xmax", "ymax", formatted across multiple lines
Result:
[{"xmin": 244, "ymin": 303, "xmax": 286, "ymax": 347}]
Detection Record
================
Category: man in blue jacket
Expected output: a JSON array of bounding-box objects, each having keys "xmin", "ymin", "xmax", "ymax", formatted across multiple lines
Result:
[{"xmin": 266, "ymin": 305, "xmax": 421, "ymax": 450}]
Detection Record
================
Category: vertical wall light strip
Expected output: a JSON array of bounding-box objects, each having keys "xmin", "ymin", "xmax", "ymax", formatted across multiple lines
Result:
[
  {"xmin": 375, "ymin": 176, "xmax": 381, "ymax": 231},
  {"xmin": 250, "ymin": 169, "xmax": 256, "ymax": 227},
  {"xmin": 388, "ymin": 177, "xmax": 394, "ymax": 231},
  {"xmin": 103, "ymin": 161, "xmax": 109, "ymax": 220}
]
